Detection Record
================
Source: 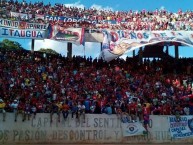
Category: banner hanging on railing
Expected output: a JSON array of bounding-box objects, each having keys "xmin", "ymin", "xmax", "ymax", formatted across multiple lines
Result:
[
  {"xmin": 121, "ymin": 121, "xmax": 146, "ymax": 137},
  {"xmin": 100, "ymin": 30, "xmax": 193, "ymax": 62},
  {"xmin": 168, "ymin": 116, "xmax": 193, "ymax": 139},
  {"xmin": 44, "ymin": 15, "xmax": 97, "ymax": 24},
  {"xmin": 10, "ymin": 12, "xmax": 33, "ymax": 20},
  {"xmin": 47, "ymin": 24, "xmax": 84, "ymax": 45},
  {"xmin": 0, "ymin": 27, "xmax": 46, "ymax": 39},
  {"xmin": 0, "ymin": 18, "xmax": 48, "ymax": 30}
]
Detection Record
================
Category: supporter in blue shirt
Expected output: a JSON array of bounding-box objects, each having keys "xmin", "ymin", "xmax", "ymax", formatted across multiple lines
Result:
[
  {"xmin": 105, "ymin": 103, "xmax": 112, "ymax": 115},
  {"xmin": 84, "ymin": 99, "xmax": 90, "ymax": 113}
]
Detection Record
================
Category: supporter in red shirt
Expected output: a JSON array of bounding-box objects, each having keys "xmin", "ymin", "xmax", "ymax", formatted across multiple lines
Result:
[
  {"xmin": 142, "ymin": 103, "xmax": 151, "ymax": 131},
  {"xmin": 127, "ymin": 101, "xmax": 137, "ymax": 121},
  {"xmin": 36, "ymin": 100, "xmax": 44, "ymax": 113},
  {"xmin": 161, "ymin": 102, "xmax": 172, "ymax": 115}
]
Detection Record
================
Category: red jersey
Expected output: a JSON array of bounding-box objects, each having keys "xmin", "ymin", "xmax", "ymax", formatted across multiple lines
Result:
[
  {"xmin": 128, "ymin": 102, "xmax": 137, "ymax": 113},
  {"xmin": 162, "ymin": 104, "xmax": 171, "ymax": 115},
  {"xmin": 143, "ymin": 106, "xmax": 150, "ymax": 115}
]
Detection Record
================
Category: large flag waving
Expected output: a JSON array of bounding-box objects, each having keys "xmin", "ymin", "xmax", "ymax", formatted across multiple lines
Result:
[{"xmin": 100, "ymin": 29, "xmax": 193, "ymax": 62}]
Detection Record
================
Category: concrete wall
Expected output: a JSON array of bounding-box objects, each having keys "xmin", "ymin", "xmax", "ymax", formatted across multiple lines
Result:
[{"xmin": 0, "ymin": 113, "xmax": 193, "ymax": 144}]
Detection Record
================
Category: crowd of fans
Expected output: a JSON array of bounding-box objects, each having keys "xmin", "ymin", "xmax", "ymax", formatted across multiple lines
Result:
[
  {"xmin": 0, "ymin": 49, "xmax": 193, "ymax": 126},
  {"xmin": 0, "ymin": 0, "xmax": 193, "ymax": 30}
]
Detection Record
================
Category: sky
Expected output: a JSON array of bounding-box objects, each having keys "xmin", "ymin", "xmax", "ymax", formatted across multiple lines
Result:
[{"xmin": 1, "ymin": 0, "xmax": 193, "ymax": 58}]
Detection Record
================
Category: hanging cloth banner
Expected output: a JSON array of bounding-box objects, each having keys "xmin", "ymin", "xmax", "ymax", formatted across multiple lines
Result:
[
  {"xmin": 0, "ymin": 18, "xmax": 48, "ymax": 30},
  {"xmin": 0, "ymin": 27, "xmax": 46, "ymax": 39},
  {"xmin": 44, "ymin": 15, "xmax": 97, "ymax": 24},
  {"xmin": 10, "ymin": 12, "xmax": 33, "ymax": 20},
  {"xmin": 168, "ymin": 116, "xmax": 193, "ymax": 139},
  {"xmin": 121, "ymin": 121, "xmax": 146, "ymax": 137},
  {"xmin": 100, "ymin": 30, "xmax": 193, "ymax": 62},
  {"xmin": 47, "ymin": 24, "xmax": 84, "ymax": 45}
]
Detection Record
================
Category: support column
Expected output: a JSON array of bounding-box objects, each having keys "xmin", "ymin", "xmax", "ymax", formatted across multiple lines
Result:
[
  {"xmin": 100, "ymin": 42, "xmax": 103, "ymax": 51},
  {"xmin": 31, "ymin": 39, "xmax": 35, "ymax": 53},
  {"xmin": 139, "ymin": 47, "xmax": 143, "ymax": 64},
  {"xmin": 67, "ymin": 42, "xmax": 72, "ymax": 58},
  {"xmin": 175, "ymin": 45, "xmax": 179, "ymax": 59},
  {"xmin": 166, "ymin": 46, "xmax": 169, "ymax": 55},
  {"xmin": 133, "ymin": 50, "xmax": 135, "ymax": 57}
]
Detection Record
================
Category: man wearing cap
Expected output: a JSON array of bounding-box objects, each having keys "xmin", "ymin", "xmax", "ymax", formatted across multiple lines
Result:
[{"xmin": 0, "ymin": 98, "xmax": 6, "ymax": 121}]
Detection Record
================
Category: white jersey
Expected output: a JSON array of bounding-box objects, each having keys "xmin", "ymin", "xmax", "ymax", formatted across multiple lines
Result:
[
  {"xmin": 10, "ymin": 102, "xmax": 19, "ymax": 109},
  {"xmin": 31, "ymin": 106, "xmax": 37, "ymax": 112},
  {"xmin": 78, "ymin": 105, "xmax": 85, "ymax": 111}
]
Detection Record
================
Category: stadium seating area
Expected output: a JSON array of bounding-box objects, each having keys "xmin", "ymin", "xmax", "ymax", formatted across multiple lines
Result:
[
  {"xmin": 0, "ymin": 0, "xmax": 193, "ymax": 30},
  {"xmin": 0, "ymin": 49, "xmax": 193, "ymax": 119}
]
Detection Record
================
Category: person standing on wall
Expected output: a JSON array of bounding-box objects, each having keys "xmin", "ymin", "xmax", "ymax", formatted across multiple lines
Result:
[
  {"xmin": 23, "ymin": 101, "xmax": 32, "ymax": 121},
  {"xmin": 62, "ymin": 100, "xmax": 70, "ymax": 121},
  {"xmin": 71, "ymin": 101, "xmax": 78, "ymax": 120},
  {"xmin": 31, "ymin": 104, "xmax": 37, "ymax": 119},
  {"xmin": 16, "ymin": 100, "xmax": 25, "ymax": 122},
  {"xmin": 142, "ymin": 103, "xmax": 151, "ymax": 132},
  {"xmin": 10, "ymin": 99, "xmax": 19, "ymax": 122},
  {"xmin": 77, "ymin": 101, "xmax": 86, "ymax": 123},
  {"xmin": 10, "ymin": 99, "xmax": 25, "ymax": 122},
  {"xmin": 50, "ymin": 100, "xmax": 61, "ymax": 123}
]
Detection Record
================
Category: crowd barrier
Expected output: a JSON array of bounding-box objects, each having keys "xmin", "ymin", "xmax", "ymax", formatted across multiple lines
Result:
[{"xmin": 0, "ymin": 113, "xmax": 193, "ymax": 144}]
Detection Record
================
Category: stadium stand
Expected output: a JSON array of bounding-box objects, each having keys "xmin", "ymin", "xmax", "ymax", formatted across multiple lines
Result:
[
  {"xmin": 0, "ymin": 49, "xmax": 193, "ymax": 123},
  {"xmin": 0, "ymin": 0, "xmax": 193, "ymax": 30}
]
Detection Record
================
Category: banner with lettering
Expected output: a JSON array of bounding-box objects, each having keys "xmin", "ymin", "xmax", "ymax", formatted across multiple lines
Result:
[
  {"xmin": 0, "ymin": 27, "xmax": 46, "ymax": 39},
  {"xmin": 0, "ymin": 18, "xmax": 48, "ymax": 30},
  {"xmin": 100, "ymin": 30, "xmax": 193, "ymax": 62},
  {"xmin": 47, "ymin": 25, "xmax": 84, "ymax": 45},
  {"xmin": 121, "ymin": 122, "xmax": 146, "ymax": 136},
  {"xmin": 44, "ymin": 15, "xmax": 97, "ymax": 24},
  {"xmin": 168, "ymin": 116, "xmax": 193, "ymax": 139},
  {"xmin": 10, "ymin": 12, "xmax": 33, "ymax": 20},
  {"xmin": 44, "ymin": 16, "xmax": 116, "ymax": 24}
]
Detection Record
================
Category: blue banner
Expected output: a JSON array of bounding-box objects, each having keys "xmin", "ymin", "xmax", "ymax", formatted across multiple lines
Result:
[
  {"xmin": 168, "ymin": 116, "xmax": 193, "ymax": 139},
  {"xmin": 0, "ymin": 27, "xmax": 46, "ymax": 39}
]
